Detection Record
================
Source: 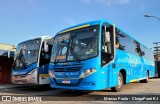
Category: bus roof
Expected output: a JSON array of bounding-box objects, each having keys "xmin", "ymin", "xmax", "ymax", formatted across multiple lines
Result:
[
  {"xmin": 18, "ymin": 36, "xmax": 50, "ymax": 45},
  {"xmin": 58, "ymin": 20, "xmax": 113, "ymax": 34},
  {"xmin": 58, "ymin": 19, "xmax": 152, "ymax": 51}
]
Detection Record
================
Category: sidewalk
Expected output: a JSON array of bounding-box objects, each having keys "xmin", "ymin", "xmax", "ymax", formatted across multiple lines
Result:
[{"xmin": 0, "ymin": 84, "xmax": 36, "ymax": 90}]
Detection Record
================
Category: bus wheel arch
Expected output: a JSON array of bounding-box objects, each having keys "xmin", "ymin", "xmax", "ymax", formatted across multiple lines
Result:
[
  {"xmin": 111, "ymin": 69, "xmax": 126, "ymax": 92},
  {"xmin": 140, "ymin": 70, "xmax": 149, "ymax": 83},
  {"xmin": 120, "ymin": 69, "xmax": 126, "ymax": 84},
  {"xmin": 147, "ymin": 70, "xmax": 149, "ymax": 78}
]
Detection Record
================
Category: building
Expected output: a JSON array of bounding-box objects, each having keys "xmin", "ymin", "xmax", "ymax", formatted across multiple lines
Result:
[{"xmin": 0, "ymin": 43, "xmax": 16, "ymax": 84}]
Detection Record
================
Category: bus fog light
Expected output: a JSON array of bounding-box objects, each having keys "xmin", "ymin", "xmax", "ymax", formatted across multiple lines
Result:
[
  {"xmin": 80, "ymin": 68, "xmax": 96, "ymax": 78},
  {"xmin": 49, "ymin": 70, "xmax": 55, "ymax": 78},
  {"xmin": 31, "ymin": 77, "xmax": 35, "ymax": 81}
]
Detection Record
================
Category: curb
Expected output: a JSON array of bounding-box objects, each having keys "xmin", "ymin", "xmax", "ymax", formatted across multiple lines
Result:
[{"xmin": 0, "ymin": 85, "xmax": 37, "ymax": 91}]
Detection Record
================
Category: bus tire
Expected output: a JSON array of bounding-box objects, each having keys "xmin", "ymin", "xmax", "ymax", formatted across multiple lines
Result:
[
  {"xmin": 111, "ymin": 72, "xmax": 123, "ymax": 92},
  {"xmin": 140, "ymin": 71, "xmax": 149, "ymax": 83}
]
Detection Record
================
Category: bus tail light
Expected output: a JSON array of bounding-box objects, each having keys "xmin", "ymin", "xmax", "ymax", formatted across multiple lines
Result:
[
  {"xmin": 49, "ymin": 70, "xmax": 55, "ymax": 78},
  {"xmin": 80, "ymin": 68, "xmax": 96, "ymax": 78}
]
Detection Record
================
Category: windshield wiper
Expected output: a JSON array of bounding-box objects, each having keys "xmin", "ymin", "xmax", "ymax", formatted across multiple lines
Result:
[
  {"xmin": 19, "ymin": 46, "xmax": 27, "ymax": 68},
  {"xmin": 20, "ymin": 54, "xmax": 27, "ymax": 68},
  {"xmin": 69, "ymin": 46, "xmax": 80, "ymax": 63},
  {"xmin": 53, "ymin": 44, "xmax": 61, "ymax": 65},
  {"xmin": 13, "ymin": 46, "xmax": 27, "ymax": 69},
  {"xmin": 53, "ymin": 35, "xmax": 80, "ymax": 64},
  {"xmin": 68, "ymin": 35, "xmax": 80, "ymax": 63}
]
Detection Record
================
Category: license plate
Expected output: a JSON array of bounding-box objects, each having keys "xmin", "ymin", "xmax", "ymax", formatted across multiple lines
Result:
[
  {"xmin": 17, "ymin": 82, "xmax": 23, "ymax": 84},
  {"xmin": 62, "ymin": 80, "xmax": 70, "ymax": 84}
]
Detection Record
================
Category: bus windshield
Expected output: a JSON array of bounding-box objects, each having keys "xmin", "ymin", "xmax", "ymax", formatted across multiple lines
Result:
[
  {"xmin": 14, "ymin": 39, "xmax": 41, "ymax": 68},
  {"xmin": 51, "ymin": 25, "xmax": 99, "ymax": 63}
]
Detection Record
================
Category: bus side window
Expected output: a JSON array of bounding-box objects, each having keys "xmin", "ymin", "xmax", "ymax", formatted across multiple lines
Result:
[
  {"xmin": 134, "ymin": 41, "xmax": 146, "ymax": 56},
  {"xmin": 101, "ymin": 25, "xmax": 113, "ymax": 67},
  {"xmin": 116, "ymin": 29, "xmax": 126, "ymax": 50}
]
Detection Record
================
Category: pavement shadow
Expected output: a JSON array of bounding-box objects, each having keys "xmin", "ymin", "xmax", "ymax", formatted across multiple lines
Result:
[{"xmin": 53, "ymin": 90, "xmax": 92, "ymax": 97}]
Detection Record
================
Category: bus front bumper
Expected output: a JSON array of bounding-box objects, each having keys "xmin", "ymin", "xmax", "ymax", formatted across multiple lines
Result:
[
  {"xmin": 49, "ymin": 77, "xmax": 102, "ymax": 90},
  {"xmin": 12, "ymin": 74, "xmax": 37, "ymax": 85}
]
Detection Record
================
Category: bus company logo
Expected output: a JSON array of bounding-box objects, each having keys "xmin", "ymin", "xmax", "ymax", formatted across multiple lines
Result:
[
  {"xmin": 61, "ymin": 62, "xmax": 69, "ymax": 65},
  {"xmin": 2, "ymin": 96, "xmax": 11, "ymax": 101},
  {"xmin": 69, "ymin": 72, "xmax": 79, "ymax": 76},
  {"xmin": 13, "ymin": 71, "xmax": 26, "ymax": 75},
  {"xmin": 55, "ymin": 72, "xmax": 63, "ymax": 76}
]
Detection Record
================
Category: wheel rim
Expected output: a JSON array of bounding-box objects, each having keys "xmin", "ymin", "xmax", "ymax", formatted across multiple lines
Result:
[
  {"xmin": 117, "ymin": 76, "xmax": 122, "ymax": 88},
  {"xmin": 146, "ymin": 72, "xmax": 149, "ymax": 80}
]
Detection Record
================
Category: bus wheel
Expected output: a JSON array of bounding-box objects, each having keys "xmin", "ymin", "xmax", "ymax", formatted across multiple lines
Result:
[
  {"xmin": 140, "ymin": 71, "xmax": 149, "ymax": 83},
  {"xmin": 111, "ymin": 72, "xmax": 123, "ymax": 92}
]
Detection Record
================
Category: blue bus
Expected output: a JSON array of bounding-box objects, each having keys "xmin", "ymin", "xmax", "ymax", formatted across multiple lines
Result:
[
  {"xmin": 12, "ymin": 36, "xmax": 53, "ymax": 85},
  {"xmin": 48, "ymin": 20, "xmax": 155, "ymax": 91}
]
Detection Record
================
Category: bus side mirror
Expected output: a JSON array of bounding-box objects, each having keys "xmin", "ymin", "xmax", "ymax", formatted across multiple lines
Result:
[
  {"xmin": 105, "ymin": 31, "xmax": 110, "ymax": 42},
  {"xmin": 44, "ymin": 42, "xmax": 49, "ymax": 52},
  {"xmin": 8, "ymin": 50, "xmax": 10, "ymax": 58}
]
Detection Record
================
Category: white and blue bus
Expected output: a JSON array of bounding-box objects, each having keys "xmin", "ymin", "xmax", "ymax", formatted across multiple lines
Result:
[
  {"xmin": 12, "ymin": 36, "xmax": 53, "ymax": 85},
  {"xmin": 48, "ymin": 20, "xmax": 155, "ymax": 91}
]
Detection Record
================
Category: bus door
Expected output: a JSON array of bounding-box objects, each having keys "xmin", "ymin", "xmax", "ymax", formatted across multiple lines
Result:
[
  {"xmin": 135, "ymin": 43, "xmax": 145, "ymax": 79},
  {"xmin": 38, "ymin": 39, "xmax": 52, "ymax": 84},
  {"xmin": 101, "ymin": 24, "xmax": 115, "ymax": 89}
]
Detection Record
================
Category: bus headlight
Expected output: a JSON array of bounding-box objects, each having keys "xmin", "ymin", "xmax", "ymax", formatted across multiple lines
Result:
[
  {"xmin": 49, "ymin": 70, "xmax": 55, "ymax": 78},
  {"xmin": 28, "ymin": 68, "xmax": 37, "ymax": 75},
  {"xmin": 80, "ymin": 68, "xmax": 96, "ymax": 78}
]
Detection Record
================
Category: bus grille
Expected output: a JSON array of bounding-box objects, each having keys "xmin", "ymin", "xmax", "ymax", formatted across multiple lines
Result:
[
  {"xmin": 14, "ymin": 79, "xmax": 27, "ymax": 83},
  {"xmin": 14, "ymin": 75, "xmax": 27, "ymax": 78},
  {"xmin": 53, "ymin": 64, "xmax": 82, "ymax": 72}
]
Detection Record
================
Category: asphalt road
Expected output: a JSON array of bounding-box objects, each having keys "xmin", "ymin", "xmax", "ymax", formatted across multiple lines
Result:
[{"xmin": 0, "ymin": 78, "xmax": 160, "ymax": 104}]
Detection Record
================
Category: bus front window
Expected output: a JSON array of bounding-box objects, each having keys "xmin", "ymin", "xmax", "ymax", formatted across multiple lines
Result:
[
  {"xmin": 51, "ymin": 25, "xmax": 99, "ymax": 63},
  {"xmin": 14, "ymin": 40, "xmax": 41, "ymax": 68}
]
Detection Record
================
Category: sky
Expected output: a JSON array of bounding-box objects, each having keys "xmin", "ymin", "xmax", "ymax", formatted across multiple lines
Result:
[{"xmin": 0, "ymin": 0, "xmax": 160, "ymax": 49}]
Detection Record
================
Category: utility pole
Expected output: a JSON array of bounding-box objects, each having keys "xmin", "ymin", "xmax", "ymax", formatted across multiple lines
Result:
[
  {"xmin": 153, "ymin": 42, "xmax": 160, "ymax": 61},
  {"xmin": 144, "ymin": 14, "xmax": 160, "ymax": 77},
  {"xmin": 153, "ymin": 42, "xmax": 160, "ymax": 77}
]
